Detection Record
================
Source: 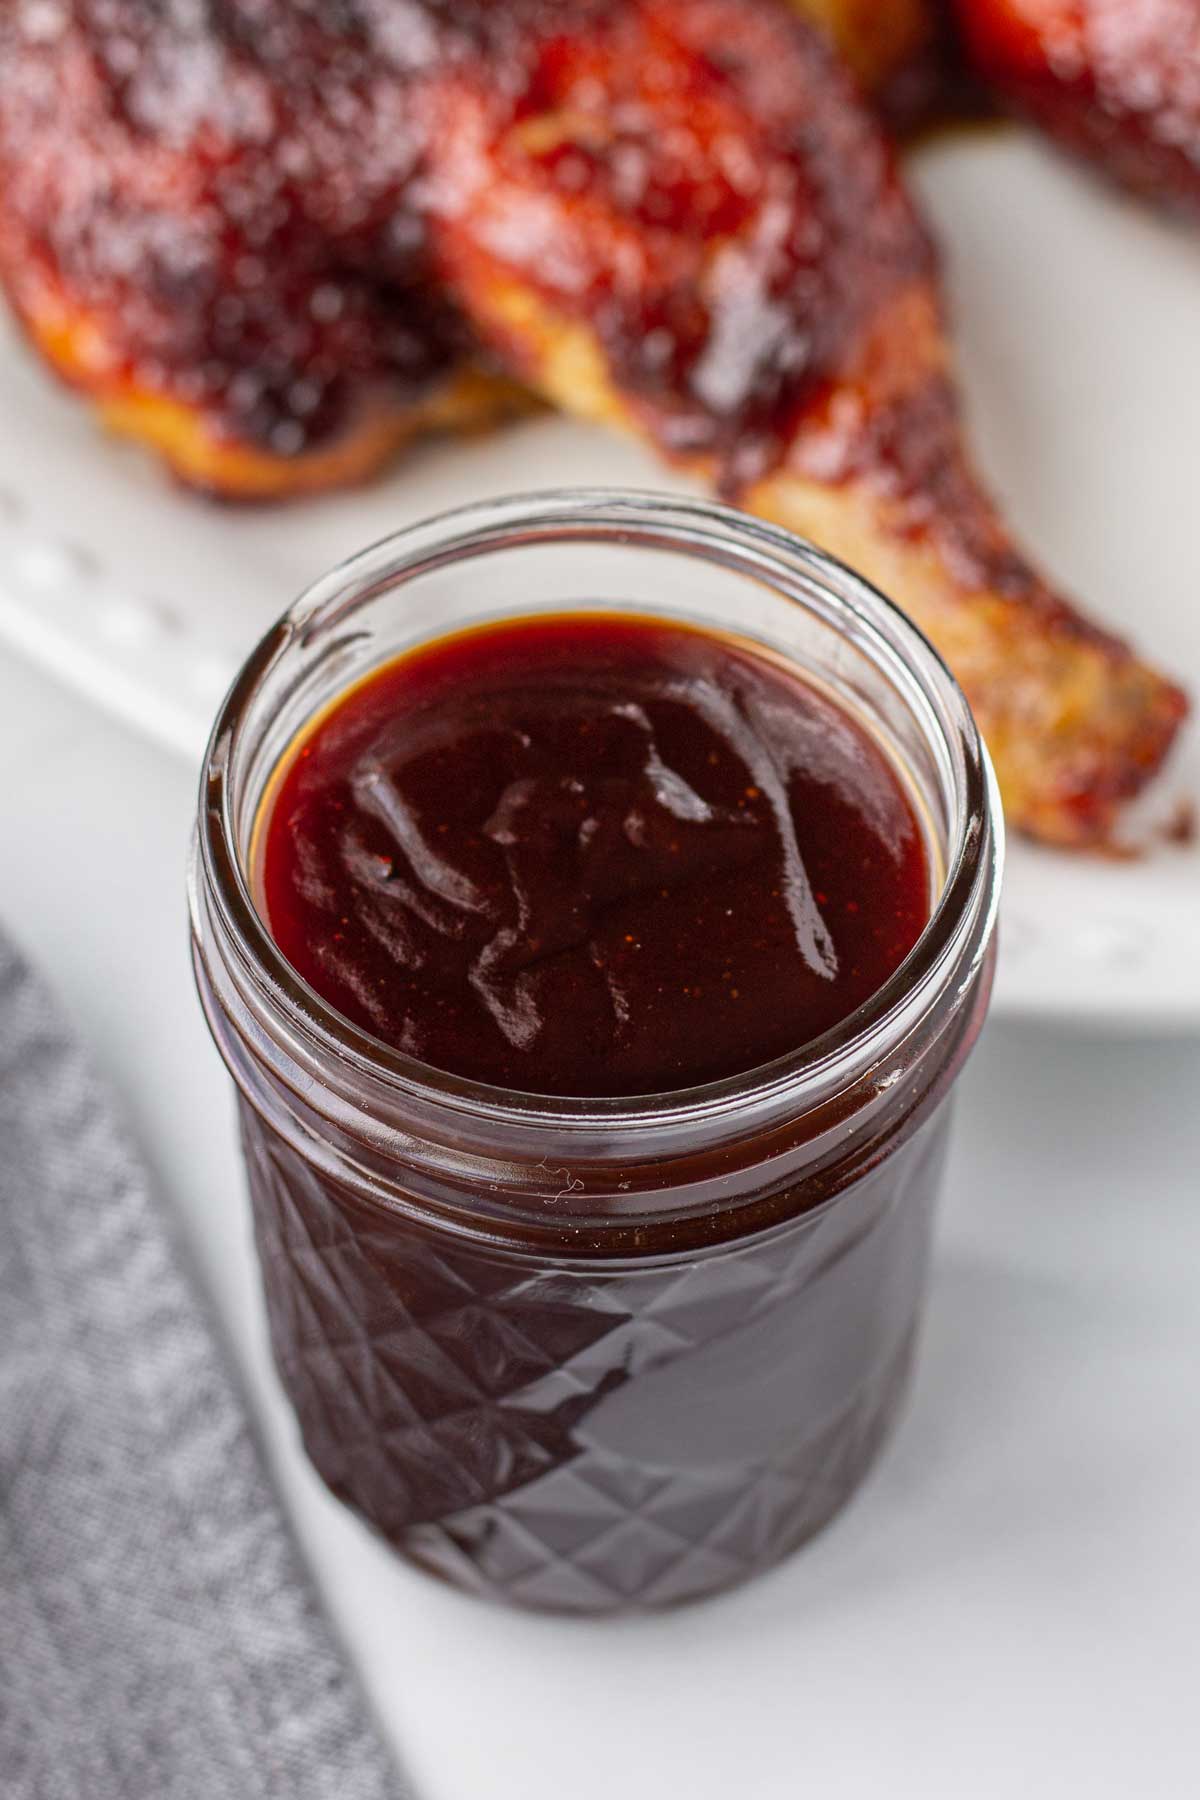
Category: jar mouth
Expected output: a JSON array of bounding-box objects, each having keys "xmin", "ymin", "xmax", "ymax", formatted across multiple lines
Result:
[{"xmin": 196, "ymin": 489, "xmax": 1002, "ymax": 1140}]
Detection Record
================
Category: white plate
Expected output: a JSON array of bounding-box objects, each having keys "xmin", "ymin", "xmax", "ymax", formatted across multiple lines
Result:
[{"xmin": 1, "ymin": 129, "xmax": 1197, "ymax": 1029}]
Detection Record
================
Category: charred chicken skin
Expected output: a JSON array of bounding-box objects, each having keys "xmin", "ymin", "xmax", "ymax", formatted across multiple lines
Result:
[
  {"xmin": 804, "ymin": 0, "xmax": 1200, "ymax": 216},
  {"xmin": 788, "ymin": 0, "xmax": 950, "ymax": 121},
  {"xmin": 952, "ymin": 0, "xmax": 1200, "ymax": 213},
  {"xmin": 0, "ymin": 0, "xmax": 1188, "ymax": 847}
]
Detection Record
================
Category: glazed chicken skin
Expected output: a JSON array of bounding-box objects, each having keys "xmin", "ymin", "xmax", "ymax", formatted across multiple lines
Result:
[
  {"xmin": 0, "ymin": 0, "xmax": 530, "ymax": 496},
  {"xmin": 803, "ymin": 0, "xmax": 1200, "ymax": 215},
  {"xmin": 952, "ymin": 0, "xmax": 1200, "ymax": 213},
  {"xmin": 0, "ymin": 0, "xmax": 1187, "ymax": 847},
  {"xmin": 786, "ymin": 0, "xmax": 949, "ymax": 120}
]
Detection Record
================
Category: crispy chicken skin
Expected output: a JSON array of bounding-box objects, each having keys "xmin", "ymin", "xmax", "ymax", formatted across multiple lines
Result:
[
  {"xmin": 953, "ymin": 0, "xmax": 1200, "ymax": 212},
  {"xmin": 0, "ymin": 0, "xmax": 1188, "ymax": 846},
  {"xmin": 785, "ymin": 0, "xmax": 946, "ymax": 117},
  {"xmin": 0, "ymin": 0, "xmax": 528, "ymax": 493},
  {"xmin": 803, "ymin": 0, "xmax": 1200, "ymax": 213}
]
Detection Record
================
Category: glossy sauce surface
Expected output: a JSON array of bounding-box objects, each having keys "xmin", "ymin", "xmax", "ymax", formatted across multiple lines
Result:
[{"xmin": 259, "ymin": 615, "xmax": 929, "ymax": 1097}]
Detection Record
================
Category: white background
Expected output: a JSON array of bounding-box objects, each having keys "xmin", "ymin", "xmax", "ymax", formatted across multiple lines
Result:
[{"xmin": 3, "ymin": 640, "xmax": 1198, "ymax": 1799}]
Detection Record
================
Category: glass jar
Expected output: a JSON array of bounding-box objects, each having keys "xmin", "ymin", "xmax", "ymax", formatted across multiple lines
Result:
[{"xmin": 190, "ymin": 490, "xmax": 1002, "ymax": 1614}]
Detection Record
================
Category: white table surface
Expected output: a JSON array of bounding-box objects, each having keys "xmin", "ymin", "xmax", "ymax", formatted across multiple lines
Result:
[{"xmin": 3, "ymin": 638, "xmax": 1198, "ymax": 1800}]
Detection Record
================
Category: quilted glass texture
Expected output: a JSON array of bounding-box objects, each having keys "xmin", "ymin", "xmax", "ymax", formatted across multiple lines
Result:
[{"xmin": 242, "ymin": 1099, "xmax": 951, "ymax": 1612}]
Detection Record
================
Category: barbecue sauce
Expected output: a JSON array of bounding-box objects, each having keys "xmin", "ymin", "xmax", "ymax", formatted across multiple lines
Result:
[{"xmin": 258, "ymin": 614, "xmax": 929, "ymax": 1098}]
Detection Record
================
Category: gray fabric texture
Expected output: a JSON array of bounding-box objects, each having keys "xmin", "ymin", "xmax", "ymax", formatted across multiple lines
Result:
[{"xmin": 0, "ymin": 928, "xmax": 406, "ymax": 1800}]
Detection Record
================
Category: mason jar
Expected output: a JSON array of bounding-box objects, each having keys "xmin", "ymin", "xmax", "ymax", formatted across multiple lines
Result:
[{"xmin": 189, "ymin": 490, "xmax": 1002, "ymax": 1614}]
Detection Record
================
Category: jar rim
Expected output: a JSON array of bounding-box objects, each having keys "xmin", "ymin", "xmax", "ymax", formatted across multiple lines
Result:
[{"xmin": 195, "ymin": 488, "xmax": 1002, "ymax": 1145}]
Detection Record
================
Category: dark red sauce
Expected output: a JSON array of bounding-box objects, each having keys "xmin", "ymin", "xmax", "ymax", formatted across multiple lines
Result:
[{"xmin": 259, "ymin": 614, "xmax": 929, "ymax": 1097}]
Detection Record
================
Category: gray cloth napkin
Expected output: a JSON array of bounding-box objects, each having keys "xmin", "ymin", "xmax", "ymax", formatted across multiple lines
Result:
[{"xmin": 0, "ymin": 928, "xmax": 407, "ymax": 1800}]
